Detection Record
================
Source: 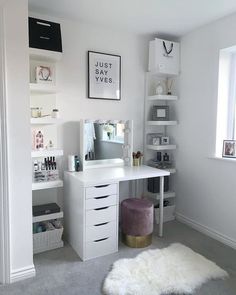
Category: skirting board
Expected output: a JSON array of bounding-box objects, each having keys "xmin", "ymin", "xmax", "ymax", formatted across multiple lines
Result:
[
  {"xmin": 10, "ymin": 265, "xmax": 36, "ymax": 283},
  {"xmin": 176, "ymin": 212, "xmax": 236, "ymax": 250}
]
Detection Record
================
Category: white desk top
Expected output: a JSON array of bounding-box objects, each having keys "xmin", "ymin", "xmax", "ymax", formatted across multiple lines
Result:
[{"xmin": 65, "ymin": 165, "xmax": 170, "ymax": 186}]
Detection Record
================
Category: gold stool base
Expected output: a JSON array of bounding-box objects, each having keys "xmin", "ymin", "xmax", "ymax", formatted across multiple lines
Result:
[{"xmin": 122, "ymin": 233, "xmax": 152, "ymax": 248}]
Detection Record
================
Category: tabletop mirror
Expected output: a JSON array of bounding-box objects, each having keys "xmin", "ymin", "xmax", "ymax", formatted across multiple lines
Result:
[{"xmin": 80, "ymin": 119, "xmax": 133, "ymax": 170}]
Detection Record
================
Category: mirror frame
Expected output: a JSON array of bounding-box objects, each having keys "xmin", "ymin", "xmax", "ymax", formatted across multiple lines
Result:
[{"xmin": 80, "ymin": 119, "xmax": 133, "ymax": 170}]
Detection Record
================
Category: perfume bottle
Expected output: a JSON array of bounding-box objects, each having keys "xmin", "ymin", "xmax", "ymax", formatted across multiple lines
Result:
[{"xmin": 163, "ymin": 153, "xmax": 170, "ymax": 162}]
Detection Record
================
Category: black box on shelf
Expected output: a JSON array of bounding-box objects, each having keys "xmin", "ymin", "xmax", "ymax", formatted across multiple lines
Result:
[
  {"xmin": 33, "ymin": 203, "xmax": 60, "ymax": 216},
  {"xmin": 148, "ymin": 176, "xmax": 169, "ymax": 193},
  {"xmin": 29, "ymin": 17, "xmax": 62, "ymax": 52}
]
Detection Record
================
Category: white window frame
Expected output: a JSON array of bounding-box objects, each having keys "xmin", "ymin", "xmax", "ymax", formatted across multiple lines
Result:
[{"xmin": 215, "ymin": 46, "xmax": 236, "ymax": 158}]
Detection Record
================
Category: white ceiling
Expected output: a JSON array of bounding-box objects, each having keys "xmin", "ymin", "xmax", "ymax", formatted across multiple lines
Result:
[{"xmin": 28, "ymin": 0, "xmax": 236, "ymax": 37}]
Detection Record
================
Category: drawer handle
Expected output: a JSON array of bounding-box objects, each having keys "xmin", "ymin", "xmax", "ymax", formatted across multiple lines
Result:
[
  {"xmin": 36, "ymin": 21, "xmax": 51, "ymax": 27},
  {"xmin": 94, "ymin": 206, "xmax": 108, "ymax": 211},
  {"xmin": 94, "ymin": 195, "xmax": 109, "ymax": 200},
  {"xmin": 94, "ymin": 237, "xmax": 108, "ymax": 243},
  {"xmin": 40, "ymin": 36, "xmax": 50, "ymax": 40},
  {"xmin": 94, "ymin": 222, "xmax": 109, "ymax": 227},
  {"xmin": 94, "ymin": 184, "xmax": 109, "ymax": 188}
]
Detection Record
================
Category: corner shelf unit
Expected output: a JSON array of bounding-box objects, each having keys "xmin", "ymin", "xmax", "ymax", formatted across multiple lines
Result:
[
  {"xmin": 144, "ymin": 71, "xmax": 179, "ymax": 223},
  {"xmin": 147, "ymin": 145, "xmax": 176, "ymax": 151},
  {"xmin": 31, "ymin": 149, "xmax": 63, "ymax": 158},
  {"xmin": 146, "ymin": 191, "xmax": 176, "ymax": 200},
  {"xmin": 33, "ymin": 211, "xmax": 63, "ymax": 223},
  {"xmin": 30, "ymin": 47, "xmax": 64, "ymax": 254},
  {"xmin": 147, "ymin": 94, "xmax": 178, "ymax": 101},
  {"xmin": 30, "ymin": 83, "xmax": 58, "ymax": 95},
  {"xmin": 29, "ymin": 48, "xmax": 62, "ymax": 62},
  {"xmin": 147, "ymin": 120, "xmax": 178, "ymax": 126},
  {"xmin": 31, "ymin": 117, "xmax": 62, "ymax": 125},
  {"xmin": 32, "ymin": 180, "xmax": 63, "ymax": 191}
]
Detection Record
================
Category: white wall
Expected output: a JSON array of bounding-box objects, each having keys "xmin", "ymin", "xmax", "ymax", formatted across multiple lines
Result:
[
  {"xmin": 29, "ymin": 13, "xmax": 150, "ymax": 200},
  {"xmin": 175, "ymin": 13, "xmax": 236, "ymax": 247},
  {"xmin": 55, "ymin": 19, "xmax": 149, "ymax": 155},
  {"xmin": 3, "ymin": 0, "xmax": 35, "ymax": 282}
]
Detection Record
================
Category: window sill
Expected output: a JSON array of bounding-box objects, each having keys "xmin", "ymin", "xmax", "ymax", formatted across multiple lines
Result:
[
  {"xmin": 100, "ymin": 139, "xmax": 123, "ymax": 144},
  {"xmin": 208, "ymin": 156, "xmax": 236, "ymax": 163}
]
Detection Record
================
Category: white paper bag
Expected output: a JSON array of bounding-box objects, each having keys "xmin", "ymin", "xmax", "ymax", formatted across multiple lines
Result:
[{"xmin": 148, "ymin": 38, "xmax": 180, "ymax": 75}]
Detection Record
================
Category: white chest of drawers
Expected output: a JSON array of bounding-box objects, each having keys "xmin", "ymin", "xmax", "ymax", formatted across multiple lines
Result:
[
  {"xmin": 64, "ymin": 173, "xmax": 119, "ymax": 261},
  {"xmin": 64, "ymin": 166, "xmax": 169, "ymax": 261}
]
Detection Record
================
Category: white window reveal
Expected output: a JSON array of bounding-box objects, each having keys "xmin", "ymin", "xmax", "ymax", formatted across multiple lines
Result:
[{"xmin": 216, "ymin": 46, "xmax": 236, "ymax": 158}]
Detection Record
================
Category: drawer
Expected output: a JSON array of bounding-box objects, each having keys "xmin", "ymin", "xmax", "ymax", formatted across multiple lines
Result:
[
  {"xmin": 85, "ymin": 194, "xmax": 117, "ymax": 210},
  {"xmin": 86, "ymin": 221, "xmax": 117, "ymax": 242},
  {"xmin": 86, "ymin": 205, "xmax": 117, "ymax": 227},
  {"xmin": 85, "ymin": 184, "xmax": 117, "ymax": 199},
  {"xmin": 85, "ymin": 235, "xmax": 117, "ymax": 260}
]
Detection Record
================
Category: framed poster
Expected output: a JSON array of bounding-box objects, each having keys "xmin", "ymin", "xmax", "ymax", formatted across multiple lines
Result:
[{"xmin": 88, "ymin": 51, "xmax": 121, "ymax": 100}]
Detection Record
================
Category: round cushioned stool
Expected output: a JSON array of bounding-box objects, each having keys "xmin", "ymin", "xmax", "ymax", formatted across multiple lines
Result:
[{"xmin": 121, "ymin": 198, "xmax": 154, "ymax": 248}]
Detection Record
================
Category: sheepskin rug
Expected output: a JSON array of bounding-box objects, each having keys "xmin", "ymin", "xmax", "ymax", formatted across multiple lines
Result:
[{"xmin": 103, "ymin": 243, "xmax": 228, "ymax": 295}]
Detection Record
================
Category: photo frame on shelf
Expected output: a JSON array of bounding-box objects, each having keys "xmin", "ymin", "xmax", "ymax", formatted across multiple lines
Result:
[
  {"xmin": 35, "ymin": 65, "xmax": 54, "ymax": 84},
  {"xmin": 161, "ymin": 136, "xmax": 170, "ymax": 145},
  {"xmin": 152, "ymin": 106, "xmax": 169, "ymax": 121},
  {"xmin": 88, "ymin": 51, "xmax": 121, "ymax": 100},
  {"xmin": 222, "ymin": 140, "xmax": 236, "ymax": 158}
]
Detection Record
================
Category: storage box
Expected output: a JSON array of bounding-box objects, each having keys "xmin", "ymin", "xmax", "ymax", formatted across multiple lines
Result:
[
  {"xmin": 148, "ymin": 176, "xmax": 169, "ymax": 193},
  {"xmin": 148, "ymin": 38, "xmax": 180, "ymax": 75},
  {"xmin": 29, "ymin": 17, "xmax": 62, "ymax": 52},
  {"xmin": 155, "ymin": 205, "xmax": 175, "ymax": 224},
  {"xmin": 33, "ymin": 227, "xmax": 63, "ymax": 254},
  {"xmin": 33, "ymin": 203, "xmax": 60, "ymax": 217}
]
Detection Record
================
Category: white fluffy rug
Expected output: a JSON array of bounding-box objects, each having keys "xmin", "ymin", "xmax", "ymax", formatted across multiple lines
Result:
[{"xmin": 103, "ymin": 243, "xmax": 228, "ymax": 295}]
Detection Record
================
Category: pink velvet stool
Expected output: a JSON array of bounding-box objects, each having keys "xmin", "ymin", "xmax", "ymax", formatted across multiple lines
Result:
[{"xmin": 121, "ymin": 198, "xmax": 154, "ymax": 248}]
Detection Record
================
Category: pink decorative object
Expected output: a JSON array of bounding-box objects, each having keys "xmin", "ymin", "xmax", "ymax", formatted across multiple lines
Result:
[{"xmin": 32, "ymin": 130, "xmax": 44, "ymax": 150}]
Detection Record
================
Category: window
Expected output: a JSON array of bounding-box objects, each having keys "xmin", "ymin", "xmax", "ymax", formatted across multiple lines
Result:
[
  {"xmin": 216, "ymin": 46, "xmax": 236, "ymax": 157},
  {"xmin": 102, "ymin": 123, "xmax": 124, "ymax": 143}
]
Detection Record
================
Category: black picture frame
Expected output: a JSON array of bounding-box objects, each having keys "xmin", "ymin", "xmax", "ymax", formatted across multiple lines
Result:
[
  {"xmin": 88, "ymin": 51, "xmax": 121, "ymax": 100},
  {"xmin": 152, "ymin": 106, "xmax": 169, "ymax": 121},
  {"xmin": 222, "ymin": 140, "xmax": 236, "ymax": 158}
]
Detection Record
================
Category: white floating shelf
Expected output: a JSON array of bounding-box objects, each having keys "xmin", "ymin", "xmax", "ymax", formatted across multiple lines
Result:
[
  {"xmin": 33, "ymin": 211, "xmax": 63, "ymax": 223},
  {"xmin": 162, "ymin": 168, "xmax": 176, "ymax": 174},
  {"xmin": 31, "ymin": 149, "xmax": 63, "ymax": 158},
  {"xmin": 29, "ymin": 48, "xmax": 62, "ymax": 62},
  {"xmin": 148, "ymin": 164, "xmax": 176, "ymax": 174},
  {"xmin": 30, "ymin": 83, "xmax": 58, "ymax": 95},
  {"xmin": 147, "ymin": 121, "xmax": 178, "ymax": 126},
  {"xmin": 31, "ymin": 117, "xmax": 62, "ymax": 125},
  {"xmin": 32, "ymin": 180, "xmax": 63, "ymax": 191},
  {"xmin": 147, "ymin": 144, "xmax": 177, "ymax": 151},
  {"xmin": 146, "ymin": 191, "xmax": 176, "ymax": 200},
  {"xmin": 147, "ymin": 71, "xmax": 178, "ymax": 78},
  {"xmin": 147, "ymin": 94, "xmax": 178, "ymax": 101}
]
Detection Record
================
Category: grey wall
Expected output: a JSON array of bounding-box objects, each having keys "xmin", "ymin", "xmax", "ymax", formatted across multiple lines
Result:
[{"xmin": 175, "ymin": 13, "xmax": 236, "ymax": 247}]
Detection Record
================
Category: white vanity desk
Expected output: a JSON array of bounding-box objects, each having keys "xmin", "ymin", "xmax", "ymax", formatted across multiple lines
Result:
[{"xmin": 64, "ymin": 165, "xmax": 169, "ymax": 261}]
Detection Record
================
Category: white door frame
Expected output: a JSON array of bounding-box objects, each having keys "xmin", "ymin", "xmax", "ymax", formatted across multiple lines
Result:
[{"xmin": 0, "ymin": 3, "xmax": 11, "ymax": 284}]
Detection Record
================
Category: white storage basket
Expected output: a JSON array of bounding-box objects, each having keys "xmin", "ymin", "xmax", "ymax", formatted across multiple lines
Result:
[
  {"xmin": 155, "ymin": 205, "xmax": 175, "ymax": 224},
  {"xmin": 33, "ymin": 227, "xmax": 63, "ymax": 254}
]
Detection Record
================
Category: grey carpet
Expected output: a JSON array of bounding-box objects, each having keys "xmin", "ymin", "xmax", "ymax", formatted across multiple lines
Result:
[{"xmin": 1, "ymin": 221, "xmax": 236, "ymax": 295}]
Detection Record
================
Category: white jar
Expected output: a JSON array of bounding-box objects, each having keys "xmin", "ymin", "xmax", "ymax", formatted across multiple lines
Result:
[
  {"xmin": 31, "ymin": 107, "xmax": 40, "ymax": 118},
  {"xmin": 51, "ymin": 109, "xmax": 59, "ymax": 118}
]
